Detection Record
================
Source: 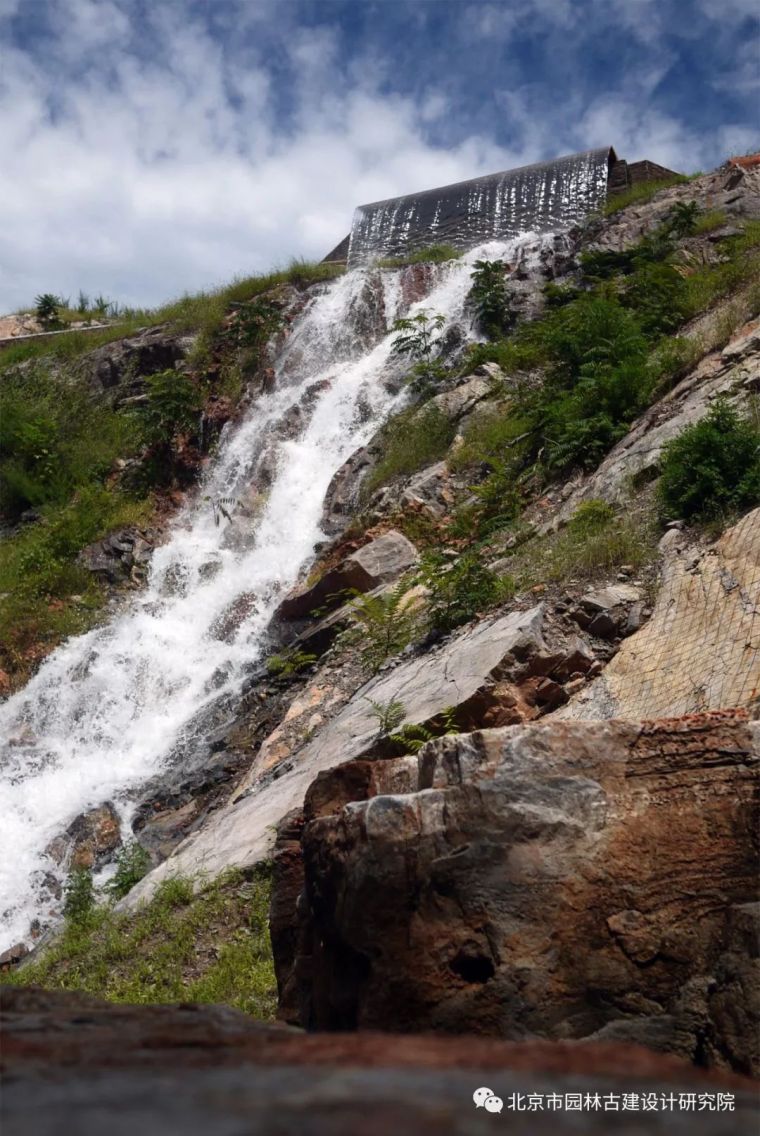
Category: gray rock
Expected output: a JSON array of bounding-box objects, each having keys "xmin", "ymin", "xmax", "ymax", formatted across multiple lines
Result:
[
  {"xmin": 123, "ymin": 606, "xmax": 548, "ymax": 904},
  {"xmin": 277, "ymin": 531, "xmax": 418, "ymax": 620}
]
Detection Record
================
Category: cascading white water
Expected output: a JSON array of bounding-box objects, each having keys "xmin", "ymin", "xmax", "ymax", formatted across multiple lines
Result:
[{"xmin": 0, "ymin": 235, "xmax": 546, "ymax": 949}]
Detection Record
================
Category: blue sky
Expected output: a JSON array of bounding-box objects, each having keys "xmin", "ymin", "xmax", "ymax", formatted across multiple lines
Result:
[{"xmin": 0, "ymin": 0, "xmax": 757, "ymax": 311}]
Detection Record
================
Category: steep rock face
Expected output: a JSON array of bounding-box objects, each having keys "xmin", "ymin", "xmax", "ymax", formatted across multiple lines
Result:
[
  {"xmin": 589, "ymin": 165, "xmax": 760, "ymax": 251},
  {"xmin": 123, "ymin": 604, "xmax": 603, "ymax": 905},
  {"xmin": 3, "ymin": 986, "xmax": 757, "ymax": 1136},
  {"xmin": 559, "ymin": 508, "xmax": 760, "ymax": 720},
  {"xmin": 273, "ymin": 712, "xmax": 759, "ymax": 1074},
  {"xmin": 79, "ymin": 324, "xmax": 196, "ymax": 402}
]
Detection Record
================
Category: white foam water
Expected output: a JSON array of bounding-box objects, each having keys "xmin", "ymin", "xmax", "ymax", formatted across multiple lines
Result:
[{"xmin": 0, "ymin": 236, "xmax": 543, "ymax": 948}]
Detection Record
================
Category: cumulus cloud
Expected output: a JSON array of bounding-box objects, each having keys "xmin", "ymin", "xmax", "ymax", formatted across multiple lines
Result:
[{"xmin": 0, "ymin": 0, "xmax": 756, "ymax": 313}]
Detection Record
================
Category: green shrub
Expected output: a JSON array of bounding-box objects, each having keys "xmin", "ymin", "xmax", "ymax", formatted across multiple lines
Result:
[
  {"xmin": 363, "ymin": 404, "xmax": 457, "ymax": 497},
  {"xmin": 658, "ymin": 399, "xmax": 760, "ymax": 521},
  {"xmin": 663, "ymin": 200, "xmax": 700, "ymax": 239},
  {"xmin": 469, "ymin": 259, "xmax": 513, "ymax": 337},
  {"xmin": 622, "ymin": 262, "xmax": 691, "ymax": 337},
  {"xmin": 0, "ymin": 364, "xmax": 138, "ymax": 518},
  {"xmin": 567, "ymin": 499, "xmax": 616, "ymax": 534},
  {"xmin": 418, "ymin": 549, "xmax": 509, "ymax": 632},
  {"xmin": 105, "ymin": 842, "xmax": 151, "ymax": 900},
  {"xmin": 63, "ymin": 868, "xmax": 95, "ymax": 925},
  {"xmin": 139, "ymin": 369, "xmax": 202, "ymax": 444}
]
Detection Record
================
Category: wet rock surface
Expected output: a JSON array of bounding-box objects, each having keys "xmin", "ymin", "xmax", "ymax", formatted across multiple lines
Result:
[
  {"xmin": 45, "ymin": 803, "xmax": 121, "ymax": 871},
  {"xmin": 2, "ymin": 985, "xmax": 757, "ymax": 1136},
  {"xmin": 77, "ymin": 527, "xmax": 158, "ymax": 587},
  {"xmin": 122, "ymin": 603, "xmax": 609, "ymax": 903},
  {"xmin": 272, "ymin": 712, "xmax": 759, "ymax": 1076}
]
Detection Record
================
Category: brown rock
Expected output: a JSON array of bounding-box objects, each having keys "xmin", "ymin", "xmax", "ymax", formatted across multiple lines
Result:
[
  {"xmin": 0, "ymin": 942, "xmax": 28, "ymax": 970},
  {"xmin": 276, "ymin": 712, "xmax": 759, "ymax": 1074},
  {"xmin": 46, "ymin": 802, "xmax": 121, "ymax": 870},
  {"xmin": 277, "ymin": 530, "xmax": 418, "ymax": 620},
  {"xmin": 2, "ymin": 985, "xmax": 757, "ymax": 1136}
]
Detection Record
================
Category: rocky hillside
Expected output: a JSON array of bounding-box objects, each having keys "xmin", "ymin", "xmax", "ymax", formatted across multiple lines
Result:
[{"xmin": 3, "ymin": 160, "xmax": 760, "ymax": 1102}]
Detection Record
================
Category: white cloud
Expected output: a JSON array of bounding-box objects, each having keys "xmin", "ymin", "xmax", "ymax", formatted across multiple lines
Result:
[
  {"xmin": 0, "ymin": 0, "xmax": 755, "ymax": 313},
  {"xmin": 0, "ymin": 8, "xmax": 520, "ymax": 311}
]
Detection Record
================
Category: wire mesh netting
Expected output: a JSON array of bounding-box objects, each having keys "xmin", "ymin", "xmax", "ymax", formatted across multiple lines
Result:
[{"xmin": 562, "ymin": 507, "xmax": 760, "ymax": 720}]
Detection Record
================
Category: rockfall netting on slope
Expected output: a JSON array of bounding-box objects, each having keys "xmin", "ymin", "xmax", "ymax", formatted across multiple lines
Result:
[
  {"xmin": 560, "ymin": 508, "xmax": 760, "ymax": 720},
  {"xmin": 347, "ymin": 148, "xmax": 612, "ymax": 267}
]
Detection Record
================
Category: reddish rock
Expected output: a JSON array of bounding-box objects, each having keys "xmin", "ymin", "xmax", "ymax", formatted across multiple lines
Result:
[
  {"xmin": 274, "ymin": 712, "xmax": 760, "ymax": 1075},
  {"xmin": 45, "ymin": 802, "xmax": 121, "ymax": 870},
  {"xmin": 1, "ymin": 985, "xmax": 757, "ymax": 1136}
]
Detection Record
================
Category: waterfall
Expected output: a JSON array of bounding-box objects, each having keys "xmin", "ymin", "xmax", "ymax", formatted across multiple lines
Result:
[
  {"xmin": 0, "ymin": 235, "xmax": 550, "ymax": 949},
  {"xmin": 347, "ymin": 148, "xmax": 612, "ymax": 267}
]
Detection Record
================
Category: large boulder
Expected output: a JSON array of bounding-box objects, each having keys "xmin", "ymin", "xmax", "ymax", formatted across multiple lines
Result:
[
  {"xmin": 277, "ymin": 530, "xmax": 418, "ymax": 620},
  {"xmin": 274, "ymin": 712, "xmax": 759, "ymax": 1074},
  {"xmin": 80, "ymin": 325, "xmax": 195, "ymax": 401}
]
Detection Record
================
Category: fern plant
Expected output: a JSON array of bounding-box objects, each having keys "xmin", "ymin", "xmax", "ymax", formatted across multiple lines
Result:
[
  {"xmin": 340, "ymin": 580, "xmax": 421, "ymax": 672},
  {"xmin": 389, "ymin": 706, "xmax": 459, "ymax": 753},
  {"xmin": 266, "ymin": 648, "xmax": 317, "ymax": 677},
  {"xmin": 366, "ymin": 697, "xmax": 406, "ymax": 735}
]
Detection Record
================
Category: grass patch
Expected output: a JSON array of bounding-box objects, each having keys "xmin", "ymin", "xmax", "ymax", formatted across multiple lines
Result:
[
  {"xmin": 7, "ymin": 868, "xmax": 276, "ymax": 1017},
  {"xmin": 362, "ymin": 403, "xmax": 457, "ymax": 498},
  {"xmin": 603, "ymin": 176, "xmax": 688, "ymax": 216},
  {"xmin": 504, "ymin": 500, "xmax": 659, "ymax": 588},
  {"xmin": 377, "ymin": 244, "xmax": 462, "ymax": 268},
  {"xmin": 692, "ymin": 209, "xmax": 728, "ymax": 235},
  {"xmin": 2, "ymin": 260, "xmax": 344, "ymax": 375},
  {"xmin": 0, "ymin": 489, "xmax": 151, "ymax": 683}
]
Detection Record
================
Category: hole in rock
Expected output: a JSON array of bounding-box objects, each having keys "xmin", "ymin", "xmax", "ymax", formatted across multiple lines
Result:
[{"xmin": 450, "ymin": 949, "xmax": 496, "ymax": 984}]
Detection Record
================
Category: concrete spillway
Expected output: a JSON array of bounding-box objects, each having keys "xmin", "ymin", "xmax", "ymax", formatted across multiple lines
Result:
[{"xmin": 346, "ymin": 147, "xmax": 614, "ymax": 268}]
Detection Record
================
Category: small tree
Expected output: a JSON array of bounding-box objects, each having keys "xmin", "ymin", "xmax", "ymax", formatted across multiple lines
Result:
[
  {"xmin": 63, "ymin": 867, "xmax": 95, "ymax": 924},
  {"xmin": 140, "ymin": 369, "xmax": 202, "ymax": 444},
  {"xmin": 391, "ymin": 310, "xmax": 446, "ymax": 361},
  {"xmin": 658, "ymin": 399, "xmax": 760, "ymax": 521},
  {"xmin": 34, "ymin": 293, "xmax": 61, "ymax": 327},
  {"xmin": 469, "ymin": 259, "xmax": 513, "ymax": 337},
  {"xmin": 105, "ymin": 842, "xmax": 151, "ymax": 900}
]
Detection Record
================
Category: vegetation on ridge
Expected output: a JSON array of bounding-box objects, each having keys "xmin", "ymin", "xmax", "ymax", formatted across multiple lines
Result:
[
  {"xmin": 0, "ymin": 259, "xmax": 341, "ymax": 686},
  {"xmin": 5, "ymin": 868, "xmax": 276, "ymax": 1018}
]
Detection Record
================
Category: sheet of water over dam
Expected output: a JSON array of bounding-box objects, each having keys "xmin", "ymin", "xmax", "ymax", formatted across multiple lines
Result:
[{"xmin": 347, "ymin": 147, "xmax": 612, "ymax": 267}]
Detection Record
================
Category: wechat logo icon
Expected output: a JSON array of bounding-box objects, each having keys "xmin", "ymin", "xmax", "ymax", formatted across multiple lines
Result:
[{"xmin": 473, "ymin": 1086, "xmax": 503, "ymax": 1113}]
